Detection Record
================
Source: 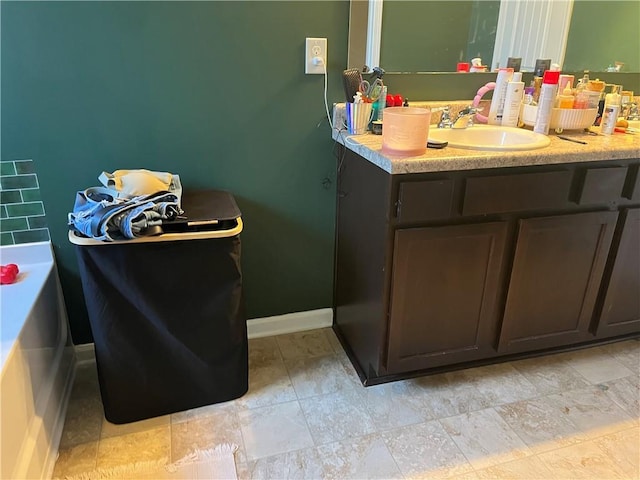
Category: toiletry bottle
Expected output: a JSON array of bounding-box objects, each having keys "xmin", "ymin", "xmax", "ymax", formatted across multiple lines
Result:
[
  {"xmin": 557, "ymin": 83, "xmax": 575, "ymax": 109},
  {"xmin": 507, "ymin": 57, "xmax": 522, "ymax": 72},
  {"xmin": 533, "ymin": 70, "xmax": 560, "ymax": 135},
  {"xmin": 488, "ymin": 67, "xmax": 514, "ymax": 125},
  {"xmin": 531, "ymin": 59, "xmax": 551, "ymax": 102},
  {"xmin": 588, "ymin": 80, "xmax": 606, "ymax": 124},
  {"xmin": 572, "ymin": 72, "xmax": 590, "ymax": 109},
  {"xmin": 377, "ymin": 85, "xmax": 388, "ymax": 121},
  {"xmin": 558, "ymin": 74, "xmax": 574, "ymax": 92},
  {"xmin": 501, "ymin": 72, "xmax": 524, "ymax": 127},
  {"xmin": 600, "ymin": 84, "xmax": 622, "ymax": 135},
  {"xmin": 530, "ymin": 77, "xmax": 541, "ymax": 103},
  {"xmin": 523, "ymin": 86, "xmax": 535, "ymax": 106}
]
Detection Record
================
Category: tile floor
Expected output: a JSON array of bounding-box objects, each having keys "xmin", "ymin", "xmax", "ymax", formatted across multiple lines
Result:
[{"xmin": 53, "ymin": 329, "xmax": 639, "ymax": 479}]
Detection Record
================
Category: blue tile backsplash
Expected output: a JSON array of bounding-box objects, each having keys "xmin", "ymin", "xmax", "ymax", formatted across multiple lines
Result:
[{"xmin": 0, "ymin": 159, "xmax": 50, "ymax": 245}]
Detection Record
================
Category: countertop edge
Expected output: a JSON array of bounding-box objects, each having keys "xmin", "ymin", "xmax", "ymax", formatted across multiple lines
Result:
[{"xmin": 332, "ymin": 127, "xmax": 640, "ymax": 174}]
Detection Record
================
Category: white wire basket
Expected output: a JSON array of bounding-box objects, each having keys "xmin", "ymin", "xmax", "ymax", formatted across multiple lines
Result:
[{"xmin": 522, "ymin": 105, "xmax": 598, "ymax": 132}]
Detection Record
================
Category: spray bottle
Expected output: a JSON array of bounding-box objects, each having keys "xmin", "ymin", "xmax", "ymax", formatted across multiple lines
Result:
[{"xmin": 533, "ymin": 70, "xmax": 560, "ymax": 135}]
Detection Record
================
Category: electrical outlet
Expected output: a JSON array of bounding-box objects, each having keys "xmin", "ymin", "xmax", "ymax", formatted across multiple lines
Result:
[{"xmin": 305, "ymin": 37, "xmax": 327, "ymax": 74}]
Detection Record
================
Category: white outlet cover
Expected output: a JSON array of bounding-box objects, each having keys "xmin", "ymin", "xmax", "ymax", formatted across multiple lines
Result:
[{"xmin": 305, "ymin": 37, "xmax": 327, "ymax": 74}]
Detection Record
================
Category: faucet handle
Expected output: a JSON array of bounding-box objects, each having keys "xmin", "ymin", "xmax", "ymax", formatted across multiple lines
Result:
[
  {"xmin": 437, "ymin": 106, "xmax": 453, "ymax": 128},
  {"xmin": 459, "ymin": 105, "xmax": 480, "ymax": 116}
]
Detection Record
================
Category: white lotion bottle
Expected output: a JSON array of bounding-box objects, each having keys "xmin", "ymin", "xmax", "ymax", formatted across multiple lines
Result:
[
  {"xmin": 501, "ymin": 72, "xmax": 524, "ymax": 127},
  {"xmin": 600, "ymin": 84, "xmax": 621, "ymax": 135},
  {"xmin": 533, "ymin": 70, "xmax": 560, "ymax": 134},
  {"xmin": 488, "ymin": 67, "xmax": 514, "ymax": 125}
]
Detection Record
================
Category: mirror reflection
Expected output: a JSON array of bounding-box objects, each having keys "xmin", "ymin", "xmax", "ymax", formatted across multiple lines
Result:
[{"xmin": 350, "ymin": 0, "xmax": 639, "ymax": 74}]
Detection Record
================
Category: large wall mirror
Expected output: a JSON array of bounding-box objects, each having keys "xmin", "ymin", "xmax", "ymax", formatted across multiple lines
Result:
[{"xmin": 348, "ymin": 0, "xmax": 639, "ymax": 74}]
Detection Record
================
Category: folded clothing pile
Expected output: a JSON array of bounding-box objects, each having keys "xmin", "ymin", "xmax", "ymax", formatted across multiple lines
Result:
[{"xmin": 68, "ymin": 169, "xmax": 183, "ymax": 241}]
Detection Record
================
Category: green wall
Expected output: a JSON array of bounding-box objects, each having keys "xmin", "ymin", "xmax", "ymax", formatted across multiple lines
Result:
[
  {"xmin": 3, "ymin": 1, "xmax": 637, "ymax": 345},
  {"xmin": 1, "ymin": 1, "xmax": 349, "ymax": 343},
  {"xmin": 380, "ymin": 1, "xmax": 499, "ymax": 72},
  {"xmin": 564, "ymin": 1, "xmax": 640, "ymax": 72}
]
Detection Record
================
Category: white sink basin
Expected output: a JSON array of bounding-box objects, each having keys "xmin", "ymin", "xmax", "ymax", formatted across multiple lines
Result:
[{"xmin": 428, "ymin": 125, "xmax": 551, "ymax": 151}]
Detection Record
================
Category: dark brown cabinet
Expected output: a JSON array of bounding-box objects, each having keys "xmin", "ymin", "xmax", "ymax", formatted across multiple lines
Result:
[
  {"xmin": 498, "ymin": 212, "xmax": 618, "ymax": 354},
  {"xmin": 387, "ymin": 222, "xmax": 507, "ymax": 373},
  {"xmin": 334, "ymin": 150, "xmax": 640, "ymax": 385},
  {"xmin": 596, "ymin": 208, "xmax": 640, "ymax": 338}
]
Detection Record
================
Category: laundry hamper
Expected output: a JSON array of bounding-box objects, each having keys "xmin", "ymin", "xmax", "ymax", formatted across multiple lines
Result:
[{"xmin": 69, "ymin": 190, "xmax": 247, "ymax": 424}]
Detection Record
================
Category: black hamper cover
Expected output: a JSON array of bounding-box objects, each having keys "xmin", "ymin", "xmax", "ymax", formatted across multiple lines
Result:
[{"xmin": 75, "ymin": 234, "xmax": 248, "ymax": 424}]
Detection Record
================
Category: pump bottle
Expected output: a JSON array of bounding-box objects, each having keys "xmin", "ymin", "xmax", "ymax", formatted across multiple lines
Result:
[
  {"xmin": 501, "ymin": 72, "xmax": 524, "ymax": 127},
  {"xmin": 488, "ymin": 68, "xmax": 514, "ymax": 125},
  {"xmin": 600, "ymin": 85, "xmax": 621, "ymax": 135}
]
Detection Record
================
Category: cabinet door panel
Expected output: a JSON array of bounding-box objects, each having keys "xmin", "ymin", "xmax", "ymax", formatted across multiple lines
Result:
[
  {"xmin": 499, "ymin": 211, "xmax": 618, "ymax": 354},
  {"xmin": 387, "ymin": 222, "xmax": 507, "ymax": 374},
  {"xmin": 597, "ymin": 208, "xmax": 640, "ymax": 337}
]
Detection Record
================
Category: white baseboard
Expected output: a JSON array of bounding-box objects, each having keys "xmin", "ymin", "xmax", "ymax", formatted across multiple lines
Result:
[
  {"xmin": 246, "ymin": 308, "xmax": 333, "ymax": 339},
  {"xmin": 74, "ymin": 308, "xmax": 334, "ymax": 360}
]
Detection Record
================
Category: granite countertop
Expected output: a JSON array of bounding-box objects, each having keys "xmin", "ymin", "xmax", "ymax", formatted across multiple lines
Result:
[{"xmin": 332, "ymin": 103, "xmax": 640, "ymax": 175}]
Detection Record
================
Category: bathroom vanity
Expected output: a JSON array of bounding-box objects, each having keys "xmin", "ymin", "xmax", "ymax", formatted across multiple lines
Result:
[{"xmin": 332, "ymin": 125, "xmax": 640, "ymax": 385}]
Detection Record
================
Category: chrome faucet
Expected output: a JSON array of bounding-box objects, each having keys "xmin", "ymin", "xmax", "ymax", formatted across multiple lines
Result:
[
  {"xmin": 437, "ymin": 105, "xmax": 480, "ymax": 129},
  {"xmin": 437, "ymin": 106, "xmax": 454, "ymax": 128}
]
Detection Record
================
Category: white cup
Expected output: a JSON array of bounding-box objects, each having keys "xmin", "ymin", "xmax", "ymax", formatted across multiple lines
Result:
[{"xmin": 346, "ymin": 102, "xmax": 373, "ymax": 135}]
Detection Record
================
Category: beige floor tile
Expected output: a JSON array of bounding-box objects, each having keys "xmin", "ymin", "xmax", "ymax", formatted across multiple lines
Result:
[
  {"xmin": 440, "ymin": 408, "xmax": 532, "ymax": 470},
  {"xmin": 51, "ymin": 441, "xmax": 99, "ymax": 478},
  {"xmin": 510, "ymin": 354, "xmax": 591, "ymax": 395},
  {"xmin": 494, "ymin": 397, "xmax": 586, "ymax": 453},
  {"xmin": 170, "ymin": 403, "xmax": 246, "ymax": 463},
  {"xmin": 247, "ymin": 336, "xmax": 282, "ymax": 369},
  {"xmin": 382, "ymin": 420, "xmax": 474, "ymax": 479},
  {"xmin": 469, "ymin": 455, "xmax": 557, "ymax": 480},
  {"xmin": 537, "ymin": 438, "xmax": 631, "ymax": 479},
  {"xmin": 58, "ymin": 370, "xmax": 104, "ymax": 448},
  {"xmin": 406, "ymin": 371, "xmax": 493, "ymax": 419},
  {"xmin": 543, "ymin": 385, "xmax": 633, "ymax": 438},
  {"xmin": 171, "ymin": 398, "xmax": 238, "ymax": 424},
  {"xmin": 336, "ymin": 350, "xmax": 368, "ymax": 389},
  {"xmin": 601, "ymin": 375, "xmax": 640, "ymax": 419},
  {"xmin": 235, "ymin": 461, "xmax": 251, "ymax": 480},
  {"xmin": 360, "ymin": 379, "xmax": 433, "ymax": 430},
  {"xmin": 96, "ymin": 425, "xmax": 170, "ymax": 469},
  {"xmin": 100, "ymin": 414, "xmax": 170, "ymax": 439},
  {"xmin": 237, "ymin": 358, "xmax": 297, "ymax": 409},
  {"xmin": 243, "ymin": 445, "xmax": 326, "ymax": 479},
  {"xmin": 54, "ymin": 332, "xmax": 640, "ymax": 479},
  {"xmin": 322, "ymin": 327, "xmax": 344, "ymax": 354},
  {"xmin": 602, "ymin": 339, "xmax": 640, "ymax": 373},
  {"xmin": 592, "ymin": 425, "xmax": 640, "ymax": 477},
  {"xmin": 299, "ymin": 387, "xmax": 376, "ymax": 445},
  {"xmin": 276, "ymin": 330, "xmax": 334, "ymax": 361},
  {"xmin": 285, "ymin": 353, "xmax": 354, "ymax": 399},
  {"xmin": 316, "ymin": 433, "xmax": 403, "ymax": 479},
  {"xmin": 238, "ymin": 400, "xmax": 314, "ymax": 461},
  {"xmin": 458, "ymin": 363, "xmax": 540, "ymax": 405},
  {"xmin": 563, "ymin": 346, "xmax": 635, "ymax": 384}
]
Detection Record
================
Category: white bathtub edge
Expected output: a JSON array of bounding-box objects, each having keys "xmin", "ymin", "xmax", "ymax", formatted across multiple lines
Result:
[
  {"xmin": 17, "ymin": 347, "xmax": 76, "ymax": 480},
  {"xmin": 0, "ymin": 242, "xmax": 77, "ymax": 480}
]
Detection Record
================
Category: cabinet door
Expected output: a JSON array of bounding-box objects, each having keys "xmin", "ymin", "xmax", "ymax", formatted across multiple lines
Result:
[
  {"xmin": 596, "ymin": 208, "xmax": 640, "ymax": 337},
  {"xmin": 386, "ymin": 222, "xmax": 508, "ymax": 374},
  {"xmin": 498, "ymin": 211, "xmax": 618, "ymax": 354}
]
